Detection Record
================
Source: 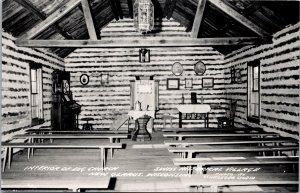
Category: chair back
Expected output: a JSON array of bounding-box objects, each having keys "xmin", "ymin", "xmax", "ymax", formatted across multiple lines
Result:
[{"xmin": 226, "ymin": 100, "xmax": 237, "ymax": 120}]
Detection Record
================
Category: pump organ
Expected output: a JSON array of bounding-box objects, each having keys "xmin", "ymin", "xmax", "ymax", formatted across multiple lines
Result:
[{"xmin": 51, "ymin": 70, "xmax": 81, "ymax": 130}]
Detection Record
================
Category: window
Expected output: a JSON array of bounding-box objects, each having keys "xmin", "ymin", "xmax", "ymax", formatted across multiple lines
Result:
[
  {"xmin": 30, "ymin": 63, "xmax": 44, "ymax": 126},
  {"xmin": 247, "ymin": 60, "xmax": 260, "ymax": 123}
]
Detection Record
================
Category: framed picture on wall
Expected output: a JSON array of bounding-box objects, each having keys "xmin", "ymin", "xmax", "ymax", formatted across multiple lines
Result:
[
  {"xmin": 185, "ymin": 78, "xmax": 193, "ymax": 88},
  {"xmin": 167, "ymin": 78, "xmax": 180, "ymax": 90},
  {"xmin": 202, "ymin": 78, "xmax": 214, "ymax": 88},
  {"xmin": 101, "ymin": 74, "xmax": 109, "ymax": 85},
  {"xmin": 139, "ymin": 48, "xmax": 150, "ymax": 63}
]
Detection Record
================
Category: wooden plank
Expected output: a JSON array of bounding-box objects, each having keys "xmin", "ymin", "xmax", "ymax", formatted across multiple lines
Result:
[
  {"xmin": 191, "ymin": 0, "xmax": 207, "ymax": 38},
  {"xmin": 25, "ymin": 129, "xmax": 128, "ymax": 134},
  {"xmin": 13, "ymin": 134, "xmax": 128, "ymax": 140},
  {"xmin": 16, "ymin": 37, "xmax": 271, "ymax": 47},
  {"xmin": 164, "ymin": 137, "xmax": 298, "ymax": 146},
  {"xmin": 17, "ymin": 0, "xmax": 81, "ymax": 40},
  {"xmin": 13, "ymin": 0, "xmax": 73, "ymax": 39},
  {"xmin": 2, "ymin": 177, "xmax": 111, "ymax": 191},
  {"xmin": 164, "ymin": 0, "xmax": 177, "ymax": 19},
  {"xmin": 81, "ymin": 0, "xmax": 98, "ymax": 40},
  {"xmin": 209, "ymin": 0, "xmax": 269, "ymax": 37}
]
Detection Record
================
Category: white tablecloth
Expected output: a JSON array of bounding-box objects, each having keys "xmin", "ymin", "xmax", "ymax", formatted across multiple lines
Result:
[{"xmin": 176, "ymin": 104, "xmax": 211, "ymax": 113}]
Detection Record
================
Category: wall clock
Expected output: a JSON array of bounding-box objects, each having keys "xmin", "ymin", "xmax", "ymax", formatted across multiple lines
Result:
[
  {"xmin": 80, "ymin": 74, "xmax": 89, "ymax": 85},
  {"xmin": 194, "ymin": 61, "xmax": 206, "ymax": 75},
  {"xmin": 172, "ymin": 62, "xmax": 183, "ymax": 76}
]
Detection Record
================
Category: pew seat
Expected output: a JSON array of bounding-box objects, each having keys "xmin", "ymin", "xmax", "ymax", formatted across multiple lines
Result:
[
  {"xmin": 1, "ymin": 177, "xmax": 111, "ymax": 192},
  {"xmin": 168, "ymin": 145, "xmax": 299, "ymax": 158},
  {"xmin": 163, "ymin": 132, "xmax": 279, "ymax": 141},
  {"xmin": 26, "ymin": 128, "xmax": 128, "ymax": 134},
  {"xmin": 1, "ymin": 142, "xmax": 123, "ymax": 172},
  {"xmin": 164, "ymin": 137, "xmax": 298, "ymax": 147}
]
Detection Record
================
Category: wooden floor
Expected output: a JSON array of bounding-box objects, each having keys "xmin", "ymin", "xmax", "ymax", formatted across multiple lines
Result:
[{"xmin": 1, "ymin": 131, "xmax": 298, "ymax": 192}]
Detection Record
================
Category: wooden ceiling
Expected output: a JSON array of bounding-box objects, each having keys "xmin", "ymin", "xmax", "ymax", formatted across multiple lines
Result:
[{"xmin": 2, "ymin": 0, "xmax": 300, "ymax": 58}]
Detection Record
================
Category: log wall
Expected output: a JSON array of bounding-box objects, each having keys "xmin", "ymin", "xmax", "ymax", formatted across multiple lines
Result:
[
  {"xmin": 65, "ymin": 18, "xmax": 226, "ymax": 130},
  {"xmin": 224, "ymin": 22, "xmax": 300, "ymax": 138},
  {"xmin": 1, "ymin": 32, "xmax": 64, "ymax": 143}
]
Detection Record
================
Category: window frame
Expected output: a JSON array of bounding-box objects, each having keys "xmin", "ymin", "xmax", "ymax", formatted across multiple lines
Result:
[
  {"xmin": 29, "ymin": 63, "xmax": 44, "ymax": 126},
  {"xmin": 247, "ymin": 60, "xmax": 260, "ymax": 124}
]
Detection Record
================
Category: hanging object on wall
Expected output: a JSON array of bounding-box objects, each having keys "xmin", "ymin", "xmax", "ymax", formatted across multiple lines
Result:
[
  {"xmin": 194, "ymin": 61, "xmax": 206, "ymax": 75},
  {"xmin": 80, "ymin": 74, "xmax": 89, "ymax": 85},
  {"xmin": 139, "ymin": 48, "xmax": 150, "ymax": 62},
  {"xmin": 172, "ymin": 62, "xmax": 183, "ymax": 76},
  {"xmin": 133, "ymin": 0, "xmax": 154, "ymax": 34}
]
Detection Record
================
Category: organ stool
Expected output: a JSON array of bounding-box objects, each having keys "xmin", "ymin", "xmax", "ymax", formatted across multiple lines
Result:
[
  {"xmin": 162, "ymin": 114, "xmax": 176, "ymax": 129},
  {"xmin": 82, "ymin": 117, "xmax": 94, "ymax": 130}
]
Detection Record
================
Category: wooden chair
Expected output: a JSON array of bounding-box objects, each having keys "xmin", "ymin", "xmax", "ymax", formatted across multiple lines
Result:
[{"xmin": 217, "ymin": 99, "xmax": 237, "ymax": 128}]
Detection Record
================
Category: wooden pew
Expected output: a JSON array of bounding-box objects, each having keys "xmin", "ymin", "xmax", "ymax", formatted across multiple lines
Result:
[
  {"xmin": 1, "ymin": 142, "xmax": 123, "ymax": 172},
  {"xmin": 180, "ymin": 173, "xmax": 298, "ymax": 192},
  {"xmin": 162, "ymin": 127, "xmax": 262, "ymax": 133},
  {"xmin": 26, "ymin": 128, "xmax": 128, "ymax": 134},
  {"xmin": 14, "ymin": 134, "xmax": 128, "ymax": 143},
  {"xmin": 163, "ymin": 132, "xmax": 280, "ymax": 141},
  {"xmin": 164, "ymin": 137, "xmax": 298, "ymax": 147},
  {"xmin": 173, "ymin": 156, "xmax": 299, "ymax": 174},
  {"xmin": 1, "ymin": 177, "xmax": 111, "ymax": 192},
  {"xmin": 168, "ymin": 145, "xmax": 299, "ymax": 158}
]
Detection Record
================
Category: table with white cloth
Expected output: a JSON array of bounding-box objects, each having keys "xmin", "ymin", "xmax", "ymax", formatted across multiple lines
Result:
[
  {"xmin": 176, "ymin": 104, "xmax": 211, "ymax": 128},
  {"xmin": 128, "ymin": 110, "xmax": 155, "ymax": 141}
]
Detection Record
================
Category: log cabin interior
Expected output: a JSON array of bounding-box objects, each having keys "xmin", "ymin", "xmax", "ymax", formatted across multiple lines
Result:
[{"xmin": 1, "ymin": 0, "xmax": 299, "ymax": 192}]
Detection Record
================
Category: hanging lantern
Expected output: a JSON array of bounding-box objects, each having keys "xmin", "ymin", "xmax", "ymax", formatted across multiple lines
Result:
[{"xmin": 133, "ymin": 0, "xmax": 154, "ymax": 34}]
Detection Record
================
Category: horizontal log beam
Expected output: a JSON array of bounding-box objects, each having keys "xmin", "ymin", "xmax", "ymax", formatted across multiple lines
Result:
[{"xmin": 16, "ymin": 37, "xmax": 271, "ymax": 48}]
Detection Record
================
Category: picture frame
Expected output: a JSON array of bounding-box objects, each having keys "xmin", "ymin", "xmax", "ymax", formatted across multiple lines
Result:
[
  {"xmin": 185, "ymin": 78, "xmax": 193, "ymax": 88},
  {"xmin": 171, "ymin": 62, "xmax": 183, "ymax": 76},
  {"xmin": 194, "ymin": 60, "xmax": 206, "ymax": 75},
  {"xmin": 202, "ymin": 78, "xmax": 214, "ymax": 88},
  {"xmin": 167, "ymin": 78, "xmax": 180, "ymax": 90},
  {"xmin": 101, "ymin": 74, "xmax": 109, "ymax": 85},
  {"xmin": 139, "ymin": 48, "xmax": 150, "ymax": 63},
  {"xmin": 80, "ymin": 74, "xmax": 89, "ymax": 85}
]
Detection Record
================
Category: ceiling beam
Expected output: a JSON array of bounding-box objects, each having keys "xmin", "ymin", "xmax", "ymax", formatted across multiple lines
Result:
[
  {"xmin": 16, "ymin": 37, "xmax": 271, "ymax": 48},
  {"xmin": 191, "ymin": 0, "xmax": 207, "ymax": 38},
  {"xmin": 81, "ymin": 0, "xmax": 98, "ymax": 40},
  {"xmin": 164, "ymin": 0, "xmax": 177, "ymax": 19},
  {"xmin": 13, "ymin": 0, "xmax": 73, "ymax": 39},
  {"xmin": 127, "ymin": 0, "xmax": 133, "ymax": 19},
  {"xmin": 17, "ymin": 0, "xmax": 82, "ymax": 40},
  {"xmin": 209, "ymin": 0, "xmax": 269, "ymax": 37}
]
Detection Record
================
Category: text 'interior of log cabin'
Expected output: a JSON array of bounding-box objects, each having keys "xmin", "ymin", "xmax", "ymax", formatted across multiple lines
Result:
[{"xmin": 1, "ymin": 0, "xmax": 299, "ymax": 192}]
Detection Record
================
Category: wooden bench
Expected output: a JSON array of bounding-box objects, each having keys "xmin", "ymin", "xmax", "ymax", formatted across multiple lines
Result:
[
  {"xmin": 164, "ymin": 137, "xmax": 298, "ymax": 147},
  {"xmin": 163, "ymin": 132, "xmax": 280, "ymax": 141},
  {"xmin": 1, "ymin": 177, "xmax": 111, "ymax": 192},
  {"xmin": 162, "ymin": 127, "xmax": 262, "ymax": 133},
  {"xmin": 180, "ymin": 173, "xmax": 298, "ymax": 192},
  {"xmin": 173, "ymin": 156, "xmax": 299, "ymax": 174},
  {"xmin": 1, "ymin": 142, "xmax": 123, "ymax": 172},
  {"xmin": 168, "ymin": 145, "xmax": 299, "ymax": 158},
  {"xmin": 26, "ymin": 129, "xmax": 128, "ymax": 134},
  {"xmin": 14, "ymin": 133, "xmax": 128, "ymax": 143}
]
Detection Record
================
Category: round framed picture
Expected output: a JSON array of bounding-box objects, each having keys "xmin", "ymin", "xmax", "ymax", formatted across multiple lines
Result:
[
  {"xmin": 172, "ymin": 62, "xmax": 183, "ymax": 76},
  {"xmin": 194, "ymin": 61, "xmax": 206, "ymax": 75},
  {"xmin": 80, "ymin": 74, "xmax": 89, "ymax": 85}
]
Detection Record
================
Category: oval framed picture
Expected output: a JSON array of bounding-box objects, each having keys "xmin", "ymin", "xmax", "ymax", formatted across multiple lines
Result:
[
  {"xmin": 172, "ymin": 62, "xmax": 183, "ymax": 76},
  {"xmin": 80, "ymin": 74, "xmax": 89, "ymax": 85},
  {"xmin": 194, "ymin": 61, "xmax": 206, "ymax": 75}
]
